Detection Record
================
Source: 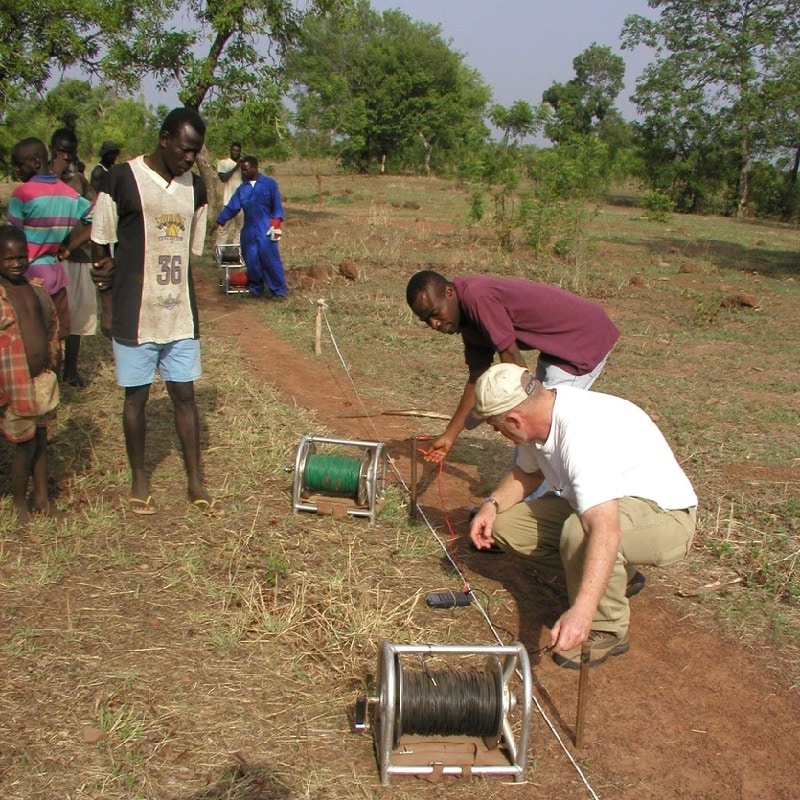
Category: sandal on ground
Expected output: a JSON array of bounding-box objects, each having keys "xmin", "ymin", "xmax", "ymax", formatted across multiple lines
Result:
[
  {"xmin": 129, "ymin": 495, "xmax": 157, "ymax": 515},
  {"xmin": 191, "ymin": 498, "xmax": 224, "ymax": 517}
]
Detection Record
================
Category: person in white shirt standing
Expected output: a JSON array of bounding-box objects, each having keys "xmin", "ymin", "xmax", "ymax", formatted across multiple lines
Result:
[{"xmin": 215, "ymin": 142, "xmax": 242, "ymax": 245}]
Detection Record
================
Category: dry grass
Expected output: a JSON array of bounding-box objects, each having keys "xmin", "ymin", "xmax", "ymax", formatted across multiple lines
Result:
[
  {"xmin": 270, "ymin": 169, "xmax": 800, "ymax": 673},
  {"xmin": 0, "ymin": 329, "xmax": 495, "ymax": 798},
  {"xmin": 0, "ymin": 167, "xmax": 799, "ymax": 797}
]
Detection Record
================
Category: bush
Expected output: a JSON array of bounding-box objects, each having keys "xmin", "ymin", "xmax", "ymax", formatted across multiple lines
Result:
[
  {"xmin": 747, "ymin": 161, "xmax": 798, "ymax": 220},
  {"xmin": 641, "ymin": 189, "xmax": 673, "ymax": 222}
]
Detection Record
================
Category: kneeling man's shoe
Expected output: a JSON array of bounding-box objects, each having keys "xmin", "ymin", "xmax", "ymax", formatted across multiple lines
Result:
[
  {"xmin": 553, "ymin": 631, "xmax": 630, "ymax": 670},
  {"xmin": 626, "ymin": 570, "xmax": 646, "ymax": 598}
]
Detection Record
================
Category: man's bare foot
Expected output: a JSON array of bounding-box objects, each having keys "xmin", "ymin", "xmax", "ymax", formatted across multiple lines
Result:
[
  {"xmin": 187, "ymin": 483, "xmax": 212, "ymax": 505},
  {"xmin": 32, "ymin": 501, "xmax": 66, "ymax": 521},
  {"xmin": 63, "ymin": 372, "xmax": 88, "ymax": 388},
  {"xmin": 13, "ymin": 502, "xmax": 31, "ymax": 526}
]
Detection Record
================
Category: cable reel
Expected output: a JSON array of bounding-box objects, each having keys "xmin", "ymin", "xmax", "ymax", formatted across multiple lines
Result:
[
  {"xmin": 355, "ymin": 641, "xmax": 532, "ymax": 785},
  {"xmin": 292, "ymin": 435, "xmax": 387, "ymax": 524},
  {"xmin": 214, "ymin": 244, "xmax": 248, "ymax": 295}
]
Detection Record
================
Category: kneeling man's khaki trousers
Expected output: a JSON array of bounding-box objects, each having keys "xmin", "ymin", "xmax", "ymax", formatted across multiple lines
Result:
[{"xmin": 493, "ymin": 495, "xmax": 696, "ymax": 636}]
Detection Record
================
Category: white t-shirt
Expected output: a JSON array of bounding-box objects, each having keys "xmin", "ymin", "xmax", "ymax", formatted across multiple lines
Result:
[
  {"xmin": 517, "ymin": 386, "xmax": 698, "ymax": 515},
  {"xmin": 216, "ymin": 157, "xmax": 242, "ymax": 205}
]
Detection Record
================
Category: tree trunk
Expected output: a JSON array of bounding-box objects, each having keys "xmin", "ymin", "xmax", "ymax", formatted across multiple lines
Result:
[
  {"xmin": 737, "ymin": 135, "xmax": 750, "ymax": 217},
  {"xmin": 196, "ymin": 146, "xmax": 218, "ymax": 215},
  {"xmin": 419, "ymin": 132, "xmax": 431, "ymax": 175},
  {"xmin": 790, "ymin": 145, "xmax": 800, "ymax": 186}
]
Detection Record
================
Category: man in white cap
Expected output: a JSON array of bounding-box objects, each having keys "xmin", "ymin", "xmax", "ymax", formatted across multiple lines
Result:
[{"xmin": 469, "ymin": 363, "xmax": 697, "ymax": 668}]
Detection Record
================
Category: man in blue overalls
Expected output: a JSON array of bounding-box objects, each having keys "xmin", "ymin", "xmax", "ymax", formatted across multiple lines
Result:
[{"xmin": 211, "ymin": 155, "xmax": 288, "ymax": 300}]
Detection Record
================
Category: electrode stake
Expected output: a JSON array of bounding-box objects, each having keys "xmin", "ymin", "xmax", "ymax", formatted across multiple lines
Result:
[
  {"xmin": 409, "ymin": 435, "xmax": 420, "ymax": 519},
  {"xmin": 314, "ymin": 299, "xmax": 325, "ymax": 356},
  {"xmin": 575, "ymin": 640, "xmax": 592, "ymax": 748}
]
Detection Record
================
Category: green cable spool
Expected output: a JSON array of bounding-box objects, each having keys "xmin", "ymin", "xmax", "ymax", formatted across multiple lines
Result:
[{"xmin": 303, "ymin": 453, "xmax": 363, "ymax": 500}]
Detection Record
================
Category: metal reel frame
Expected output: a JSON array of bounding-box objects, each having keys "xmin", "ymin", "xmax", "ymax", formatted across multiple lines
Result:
[
  {"xmin": 292, "ymin": 435, "xmax": 387, "ymax": 524},
  {"xmin": 214, "ymin": 244, "xmax": 248, "ymax": 295},
  {"xmin": 371, "ymin": 641, "xmax": 532, "ymax": 785}
]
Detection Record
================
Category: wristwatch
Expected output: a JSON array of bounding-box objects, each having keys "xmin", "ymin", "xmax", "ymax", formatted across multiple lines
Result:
[{"xmin": 482, "ymin": 497, "xmax": 500, "ymax": 512}]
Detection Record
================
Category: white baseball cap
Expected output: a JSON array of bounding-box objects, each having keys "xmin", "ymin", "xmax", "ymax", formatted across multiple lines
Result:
[{"xmin": 474, "ymin": 363, "xmax": 536, "ymax": 418}]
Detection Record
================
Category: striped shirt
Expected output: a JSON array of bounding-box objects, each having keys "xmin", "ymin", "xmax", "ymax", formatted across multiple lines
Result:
[{"xmin": 7, "ymin": 174, "xmax": 94, "ymax": 296}]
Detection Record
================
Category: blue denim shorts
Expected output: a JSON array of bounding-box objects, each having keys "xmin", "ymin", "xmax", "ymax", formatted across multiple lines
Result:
[{"xmin": 112, "ymin": 338, "xmax": 202, "ymax": 387}]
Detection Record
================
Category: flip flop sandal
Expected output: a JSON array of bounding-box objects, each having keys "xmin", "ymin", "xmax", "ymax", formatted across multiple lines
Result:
[
  {"xmin": 191, "ymin": 498, "xmax": 224, "ymax": 517},
  {"xmin": 129, "ymin": 495, "xmax": 157, "ymax": 515}
]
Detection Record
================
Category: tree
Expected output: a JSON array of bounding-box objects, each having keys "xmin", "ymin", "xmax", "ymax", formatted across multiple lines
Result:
[
  {"xmin": 622, "ymin": 0, "xmax": 800, "ymax": 216},
  {"xmin": 0, "ymin": 81, "xmax": 159, "ymax": 179},
  {"xmin": 102, "ymin": 0, "xmax": 353, "ymax": 200},
  {"xmin": 100, "ymin": 1, "xmax": 349, "ymax": 111},
  {"xmin": 760, "ymin": 49, "xmax": 800, "ymax": 216},
  {"xmin": 488, "ymin": 101, "xmax": 548, "ymax": 147},
  {"xmin": 0, "ymin": 1, "xmax": 153, "ymax": 115},
  {"xmin": 2, "ymin": 1, "xmax": 352, "ymax": 204},
  {"xmin": 286, "ymin": 0, "xmax": 491, "ymax": 173},
  {"xmin": 541, "ymin": 43, "xmax": 625, "ymax": 144}
]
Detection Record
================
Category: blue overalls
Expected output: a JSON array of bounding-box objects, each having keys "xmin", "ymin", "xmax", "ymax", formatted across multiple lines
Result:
[{"xmin": 217, "ymin": 173, "xmax": 288, "ymax": 298}]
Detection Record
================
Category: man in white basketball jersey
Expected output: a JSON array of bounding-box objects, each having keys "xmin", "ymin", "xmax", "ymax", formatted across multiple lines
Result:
[{"xmin": 90, "ymin": 107, "xmax": 218, "ymax": 516}]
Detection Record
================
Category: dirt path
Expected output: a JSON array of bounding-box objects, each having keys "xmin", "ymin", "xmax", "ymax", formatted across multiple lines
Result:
[{"xmin": 197, "ymin": 273, "xmax": 800, "ymax": 799}]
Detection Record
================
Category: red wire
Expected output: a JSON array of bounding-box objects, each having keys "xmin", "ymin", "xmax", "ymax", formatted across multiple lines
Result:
[{"xmin": 431, "ymin": 456, "xmax": 471, "ymax": 595}]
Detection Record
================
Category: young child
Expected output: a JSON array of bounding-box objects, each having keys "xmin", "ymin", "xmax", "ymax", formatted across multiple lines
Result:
[{"xmin": 0, "ymin": 226, "xmax": 61, "ymax": 523}]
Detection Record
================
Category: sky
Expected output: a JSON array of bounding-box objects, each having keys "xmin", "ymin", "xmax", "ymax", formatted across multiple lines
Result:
[
  {"xmin": 142, "ymin": 0, "xmax": 658, "ymax": 124},
  {"xmin": 367, "ymin": 0, "xmax": 656, "ymax": 121}
]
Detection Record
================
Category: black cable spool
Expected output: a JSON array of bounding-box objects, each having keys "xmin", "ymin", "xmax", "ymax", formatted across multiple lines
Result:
[
  {"xmin": 395, "ymin": 656, "xmax": 504, "ymax": 747},
  {"xmin": 218, "ymin": 246, "xmax": 242, "ymax": 263}
]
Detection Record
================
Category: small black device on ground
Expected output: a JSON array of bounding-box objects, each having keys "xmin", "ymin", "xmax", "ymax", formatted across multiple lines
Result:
[{"xmin": 426, "ymin": 591, "xmax": 473, "ymax": 608}]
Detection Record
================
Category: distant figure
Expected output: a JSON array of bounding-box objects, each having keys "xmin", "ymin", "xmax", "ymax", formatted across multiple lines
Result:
[
  {"xmin": 90, "ymin": 140, "xmax": 120, "ymax": 194},
  {"xmin": 7, "ymin": 137, "xmax": 93, "ymax": 355},
  {"xmin": 215, "ymin": 142, "xmax": 242, "ymax": 244},
  {"xmin": 210, "ymin": 156, "xmax": 288, "ymax": 300},
  {"xmin": 49, "ymin": 128, "xmax": 98, "ymax": 387},
  {"xmin": 0, "ymin": 226, "xmax": 61, "ymax": 524},
  {"xmin": 90, "ymin": 107, "xmax": 218, "ymax": 517}
]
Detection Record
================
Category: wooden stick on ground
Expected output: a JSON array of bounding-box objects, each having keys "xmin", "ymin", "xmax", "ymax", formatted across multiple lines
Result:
[
  {"xmin": 314, "ymin": 299, "xmax": 326, "ymax": 356},
  {"xmin": 382, "ymin": 409, "xmax": 451, "ymax": 420},
  {"xmin": 575, "ymin": 640, "xmax": 592, "ymax": 748}
]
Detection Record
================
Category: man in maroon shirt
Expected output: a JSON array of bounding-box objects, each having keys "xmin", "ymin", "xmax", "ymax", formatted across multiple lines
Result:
[{"xmin": 406, "ymin": 270, "xmax": 619, "ymax": 463}]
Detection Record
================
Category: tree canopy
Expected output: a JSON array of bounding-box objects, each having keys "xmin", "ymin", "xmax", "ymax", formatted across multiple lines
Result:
[
  {"xmin": 541, "ymin": 43, "xmax": 625, "ymax": 144},
  {"xmin": 0, "ymin": 1, "xmax": 147, "ymax": 113},
  {"xmin": 622, "ymin": 0, "xmax": 800, "ymax": 214},
  {"xmin": 286, "ymin": 0, "xmax": 491, "ymax": 172},
  {"xmin": 488, "ymin": 101, "xmax": 548, "ymax": 147},
  {"xmin": 0, "ymin": 0, "xmax": 354, "ymax": 208},
  {"xmin": 1, "ymin": 1, "xmax": 352, "ymax": 118}
]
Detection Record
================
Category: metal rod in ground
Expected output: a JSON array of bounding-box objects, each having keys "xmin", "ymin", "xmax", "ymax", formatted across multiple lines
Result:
[
  {"xmin": 314, "ymin": 299, "xmax": 325, "ymax": 356},
  {"xmin": 409, "ymin": 436, "xmax": 420, "ymax": 519},
  {"xmin": 575, "ymin": 640, "xmax": 592, "ymax": 748}
]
